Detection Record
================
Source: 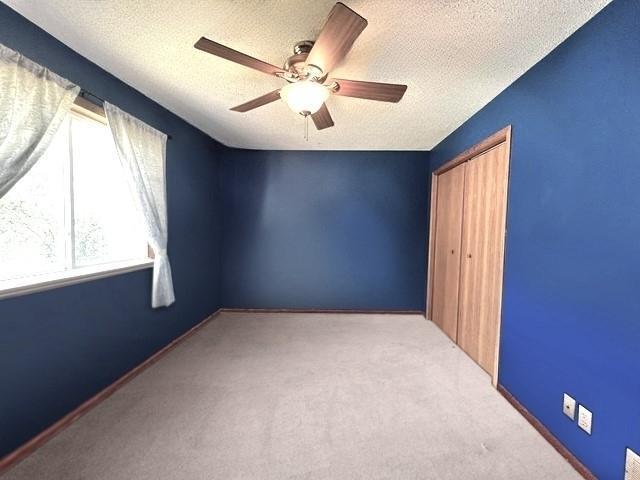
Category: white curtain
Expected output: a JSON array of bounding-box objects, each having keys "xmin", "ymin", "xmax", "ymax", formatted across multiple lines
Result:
[
  {"xmin": 104, "ymin": 102, "xmax": 174, "ymax": 308},
  {"xmin": 0, "ymin": 43, "xmax": 79, "ymax": 199}
]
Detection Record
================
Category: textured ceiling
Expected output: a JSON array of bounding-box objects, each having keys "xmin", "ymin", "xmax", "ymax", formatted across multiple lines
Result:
[{"xmin": 4, "ymin": 0, "xmax": 610, "ymax": 150}]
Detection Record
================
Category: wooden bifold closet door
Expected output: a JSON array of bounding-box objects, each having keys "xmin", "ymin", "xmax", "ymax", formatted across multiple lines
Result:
[
  {"xmin": 430, "ymin": 164, "xmax": 465, "ymax": 341},
  {"xmin": 427, "ymin": 127, "xmax": 511, "ymax": 382},
  {"xmin": 457, "ymin": 143, "xmax": 509, "ymax": 375}
]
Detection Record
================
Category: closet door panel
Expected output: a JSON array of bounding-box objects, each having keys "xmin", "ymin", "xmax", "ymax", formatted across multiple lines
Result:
[
  {"xmin": 457, "ymin": 143, "xmax": 509, "ymax": 374},
  {"xmin": 431, "ymin": 164, "xmax": 465, "ymax": 341}
]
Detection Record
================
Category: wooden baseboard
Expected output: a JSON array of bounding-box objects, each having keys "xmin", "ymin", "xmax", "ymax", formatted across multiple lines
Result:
[
  {"xmin": 220, "ymin": 308, "xmax": 425, "ymax": 315},
  {"xmin": 0, "ymin": 308, "xmax": 222, "ymax": 476},
  {"xmin": 497, "ymin": 385, "xmax": 596, "ymax": 480}
]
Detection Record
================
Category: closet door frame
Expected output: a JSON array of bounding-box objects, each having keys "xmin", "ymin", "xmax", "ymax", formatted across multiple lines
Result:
[{"xmin": 426, "ymin": 125, "xmax": 512, "ymax": 386}]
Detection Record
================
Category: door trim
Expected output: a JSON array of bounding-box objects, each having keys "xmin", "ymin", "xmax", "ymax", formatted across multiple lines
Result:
[
  {"xmin": 426, "ymin": 125, "xmax": 512, "ymax": 386},
  {"xmin": 432, "ymin": 126, "xmax": 512, "ymax": 175}
]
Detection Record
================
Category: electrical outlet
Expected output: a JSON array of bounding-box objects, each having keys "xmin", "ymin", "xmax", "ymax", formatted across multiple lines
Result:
[
  {"xmin": 563, "ymin": 393, "xmax": 576, "ymax": 420},
  {"xmin": 626, "ymin": 448, "xmax": 640, "ymax": 480},
  {"xmin": 577, "ymin": 405, "xmax": 593, "ymax": 435}
]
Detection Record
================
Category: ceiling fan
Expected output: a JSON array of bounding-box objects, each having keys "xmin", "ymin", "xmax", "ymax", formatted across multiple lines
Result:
[{"xmin": 194, "ymin": 2, "xmax": 407, "ymax": 131}]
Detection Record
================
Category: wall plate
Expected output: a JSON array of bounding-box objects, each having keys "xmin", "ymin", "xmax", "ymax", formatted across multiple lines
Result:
[
  {"xmin": 626, "ymin": 448, "xmax": 640, "ymax": 480},
  {"xmin": 577, "ymin": 405, "xmax": 593, "ymax": 435},
  {"xmin": 563, "ymin": 393, "xmax": 576, "ymax": 420}
]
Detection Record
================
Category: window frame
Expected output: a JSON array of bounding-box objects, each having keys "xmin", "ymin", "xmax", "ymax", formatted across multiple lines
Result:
[{"xmin": 0, "ymin": 98, "xmax": 154, "ymax": 300}]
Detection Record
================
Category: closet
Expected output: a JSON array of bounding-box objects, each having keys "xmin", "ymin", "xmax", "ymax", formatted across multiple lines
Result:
[{"xmin": 427, "ymin": 127, "xmax": 511, "ymax": 383}]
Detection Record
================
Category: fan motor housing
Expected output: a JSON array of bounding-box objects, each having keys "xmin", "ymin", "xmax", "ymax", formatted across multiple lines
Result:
[
  {"xmin": 284, "ymin": 53, "xmax": 308, "ymax": 74},
  {"xmin": 284, "ymin": 41, "xmax": 325, "ymax": 81}
]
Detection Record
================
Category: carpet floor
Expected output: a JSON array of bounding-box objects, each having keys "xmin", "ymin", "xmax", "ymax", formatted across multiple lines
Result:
[{"xmin": 3, "ymin": 312, "xmax": 579, "ymax": 479}]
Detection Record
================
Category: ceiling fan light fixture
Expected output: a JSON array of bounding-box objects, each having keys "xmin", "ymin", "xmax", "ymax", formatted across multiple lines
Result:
[
  {"xmin": 196, "ymin": 2, "xmax": 407, "ymax": 132},
  {"xmin": 280, "ymin": 80, "xmax": 329, "ymax": 115}
]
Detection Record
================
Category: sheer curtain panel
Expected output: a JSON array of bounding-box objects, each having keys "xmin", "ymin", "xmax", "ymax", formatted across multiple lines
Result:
[
  {"xmin": 0, "ymin": 43, "xmax": 79, "ymax": 198},
  {"xmin": 104, "ymin": 102, "xmax": 174, "ymax": 308}
]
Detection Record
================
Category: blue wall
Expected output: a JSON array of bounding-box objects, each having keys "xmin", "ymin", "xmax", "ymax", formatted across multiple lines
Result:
[
  {"xmin": 221, "ymin": 150, "xmax": 430, "ymax": 311},
  {"xmin": 0, "ymin": 3, "xmax": 224, "ymax": 457},
  {"xmin": 430, "ymin": 1, "xmax": 640, "ymax": 477}
]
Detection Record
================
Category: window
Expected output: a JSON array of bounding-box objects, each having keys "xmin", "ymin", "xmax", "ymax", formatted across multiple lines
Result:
[{"xmin": 0, "ymin": 102, "xmax": 152, "ymax": 298}]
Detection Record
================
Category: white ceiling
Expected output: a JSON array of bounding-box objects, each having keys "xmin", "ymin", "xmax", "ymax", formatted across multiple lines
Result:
[{"xmin": 4, "ymin": 0, "xmax": 610, "ymax": 150}]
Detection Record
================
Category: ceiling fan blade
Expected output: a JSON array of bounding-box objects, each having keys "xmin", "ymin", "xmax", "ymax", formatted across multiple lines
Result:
[
  {"xmin": 311, "ymin": 103, "xmax": 334, "ymax": 130},
  {"xmin": 195, "ymin": 37, "xmax": 284, "ymax": 76},
  {"xmin": 230, "ymin": 89, "xmax": 281, "ymax": 112},
  {"xmin": 331, "ymin": 79, "xmax": 407, "ymax": 102},
  {"xmin": 305, "ymin": 3, "xmax": 367, "ymax": 75}
]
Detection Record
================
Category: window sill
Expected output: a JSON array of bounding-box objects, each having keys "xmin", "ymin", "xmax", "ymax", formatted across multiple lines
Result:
[{"xmin": 0, "ymin": 258, "xmax": 154, "ymax": 301}]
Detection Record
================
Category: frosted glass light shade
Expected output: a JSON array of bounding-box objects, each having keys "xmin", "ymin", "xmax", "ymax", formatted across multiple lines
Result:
[{"xmin": 280, "ymin": 81, "xmax": 329, "ymax": 115}]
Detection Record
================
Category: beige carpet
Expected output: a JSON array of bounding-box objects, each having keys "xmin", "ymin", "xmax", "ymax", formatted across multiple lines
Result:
[{"xmin": 3, "ymin": 312, "xmax": 579, "ymax": 480}]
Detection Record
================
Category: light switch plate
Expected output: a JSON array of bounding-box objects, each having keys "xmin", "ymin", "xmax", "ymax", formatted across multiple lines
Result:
[
  {"xmin": 563, "ymin": 393, "xmax": 576, "ymax": 420},
  {"xmin": 577, "ymin": 405, "xmax": 592, "ymax": 434},
  {"xmin": 626, "ymin": 448, "xmax": 640, "ymax": 480}
]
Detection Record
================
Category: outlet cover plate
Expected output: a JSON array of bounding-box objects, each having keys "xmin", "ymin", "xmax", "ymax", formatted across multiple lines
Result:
[
  {"xmin": 563, "ymin": 393, "xmax": 576, "ymax": 420},
  {"xmin": 577, "ymin": 405, "xmax": 592, "ymax": 435},
  {"xmin": 626, "ymin": 448, "xmax": 640, "ymax": 480}
]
